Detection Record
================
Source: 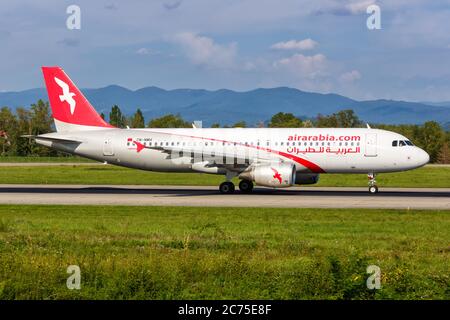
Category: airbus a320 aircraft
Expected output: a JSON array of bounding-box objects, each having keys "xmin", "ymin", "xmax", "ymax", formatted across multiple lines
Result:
[{"xmin": 30, "ymin": 67, "xmax": 430, "ymax": 194}]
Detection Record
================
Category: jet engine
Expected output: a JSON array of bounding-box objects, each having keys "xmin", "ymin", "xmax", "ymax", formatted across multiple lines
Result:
[
  {"xmin": 295, "ymin": 173, "xmax": 320, "ymax": 185},
  {"xmin": 239, "ymin": 163, "xmax": 296, "ymax": 188}
]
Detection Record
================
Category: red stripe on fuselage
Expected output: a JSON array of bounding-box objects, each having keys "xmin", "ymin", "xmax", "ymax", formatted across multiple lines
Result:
[{"xmin": 141, "ymin": 130, "xmax": 326, "ymax": 173}]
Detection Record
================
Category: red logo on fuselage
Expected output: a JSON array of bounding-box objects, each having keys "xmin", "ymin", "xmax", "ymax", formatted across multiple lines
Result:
[
  {"xmin": 127, "ymin": 138, "xmax": 146, "ymax": 153},
  {"xmin": 134, "ymin": 141, "xmax": 145, "ymax": 152},
  {"xmin": 271, "ymin": 167, "xmax": 282, "ymax": 184}
]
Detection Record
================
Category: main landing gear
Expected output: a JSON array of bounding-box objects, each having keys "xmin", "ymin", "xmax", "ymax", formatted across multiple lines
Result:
[
  {"xmin": 238, "ymin": 179, "xmax": 254, "ymax": 193},
  {"xmin": 219, "ymin": 169, "xmax": 254, "ymax": 194},
  {"xmin": 219, "ymin": 181, "xmax": 235, "ymax": 194},
  {"xmin": 368, "ymin": 173, "xmax": 379, "ymax": 194},
  {"xmin": 219, "ymin": 180, "xmax": 254, "ymax": 194}
]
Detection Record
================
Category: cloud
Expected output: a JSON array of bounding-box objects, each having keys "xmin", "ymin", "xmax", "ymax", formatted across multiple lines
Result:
[
  {"xmin": 273, "ymin": 53, "xmax": 327, "ymax": 79},
  {"xmin": 172, "ymin": 32, "xmax": 237, "ymax": 69},
  {"xmin": 347, "ymin": 0, "xmax": 376, "ymax": 14},
  {"xmin": 315, "ymin": 0, "xmax": 375, "ymax": 16},
  {"xmin": 136, "ymin": 48, "xmax": 151, "ymax": 55},
  {"xmin": 163, "ymin": 0, "xmax": 183, "ymax": 10},
  {"xmin": 57, "ymin": 38, "xmax": 80, "ymax": 47},
  {"xmin": 271, "ymin": 38, "xmax": 318, "ymax": 51},
  {"xmin": 339, "ymin": 70, "xmax": 362, "ymax": 83},
  {"xmin": 104, "ymin": 3, "xmax": 118, "ymax": 10}
]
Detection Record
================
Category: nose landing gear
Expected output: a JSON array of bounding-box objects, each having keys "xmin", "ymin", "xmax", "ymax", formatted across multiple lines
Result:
[{"xmin": 368, "ymin": 173, "xmax": 379, "ymax": 194}]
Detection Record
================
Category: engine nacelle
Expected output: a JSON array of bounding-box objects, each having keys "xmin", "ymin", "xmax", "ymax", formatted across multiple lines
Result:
[
  {"xmin": 295, "ymin": 173, "xmax": 320, "ymax": 185},
  {"xmin": 239, "ymin": 163, "xmax": 296, "ymax": 188}
]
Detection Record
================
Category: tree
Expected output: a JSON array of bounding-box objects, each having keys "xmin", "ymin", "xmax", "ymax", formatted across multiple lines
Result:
[
  {"xmin": 211, "ymin": 123, "xmax": 220, "ymax": 128},
  {"xmin": 109, "ymin": 105, "xmax": 126, "ymax": 128},
  {"xmin": 30, "ymin": 100, "xmax": 55, "ymax": 155},
  {"xmin": 15, "ymin": 107, "xmax": 32, "ymax": 156},
  {"xmin": 232, "ymin": 121, "xmax": 247, "ymax": 128},
  {"xmin": 0, "ymin": 107, "xmax": 17, "ymax": 155},
  {"xmin": 416, "ymin": 121, "xmax": 444, "ymax": 163},
  {"xmin": 302, "ymin": 119, "xmax": 314, "ymax": 128},
  {"xmin": 437, "ymin": 142, "xmax": 450, "ymax": 164},
  {"xmin": 316, "ymin": 109, "xmax": 361, "ymax": 128},
  {"xmin": 335, "ymin": 109, "xmax": 361, "ymax": 128},
  {"xmin": 147, "ymin": 114, "xmax": 191, "ymax": 128},
  {"xmin": 316, "ymin": 113, "xmax": 338, "ymax": 127},
  {"xmin": 131, "ymin": 108, "xmax": 145, "ymax": 128},
  {"xmin": 268, "ymin": 112, "xmax": 303, "ymax": 128}
]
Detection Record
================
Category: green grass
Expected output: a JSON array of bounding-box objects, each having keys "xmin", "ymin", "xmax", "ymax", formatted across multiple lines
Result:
[
  {"xmin": 0, "ymin": 205, "xmax": 448, "ymax": 299},
  {"xmin": 0, "ymin": 164, "xmax": 448, "ymax": 188},
  {"xmin": 0, "ymin": 156, "xmax": 94, "ymax": 163}
]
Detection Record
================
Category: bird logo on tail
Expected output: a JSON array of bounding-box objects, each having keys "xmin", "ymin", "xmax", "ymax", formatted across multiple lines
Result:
[{"xmin": 54, "ymin": 77, "xmax": 76, "ymax": 115}]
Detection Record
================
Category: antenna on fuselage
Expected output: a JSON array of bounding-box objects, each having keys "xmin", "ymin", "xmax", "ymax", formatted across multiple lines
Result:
[
  {"xmin": 366, "ymin": 123, "xmax": 371, "ymax": 129},
  {"xmin": 192, "ymin": 120, "xmax": 203, "ymax": 129}
]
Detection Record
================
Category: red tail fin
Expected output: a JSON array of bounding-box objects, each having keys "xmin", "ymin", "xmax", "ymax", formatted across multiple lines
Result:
[{"xmin": 41, "ymin": 66, "xmax": 113, "ymax": 131}]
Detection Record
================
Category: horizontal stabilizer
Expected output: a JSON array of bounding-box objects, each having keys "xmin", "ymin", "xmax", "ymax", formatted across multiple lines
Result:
[{"xmin": 21, "ymin": 135, "xmax": 82, "ymax": 144}]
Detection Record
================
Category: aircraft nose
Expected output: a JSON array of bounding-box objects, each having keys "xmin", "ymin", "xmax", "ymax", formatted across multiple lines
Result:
[{"xmin": 416, "ymin": 148, "xmax": 430, "ymax": 167}]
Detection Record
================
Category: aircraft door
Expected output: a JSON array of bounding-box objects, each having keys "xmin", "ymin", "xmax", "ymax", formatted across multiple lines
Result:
[
  {"xmin": 364, "ymin": 133, "xmax": 377, "ymax": 157},
  {"xmin": 103, "ymin": 137, "xmax": 114, "ymax": 156}
]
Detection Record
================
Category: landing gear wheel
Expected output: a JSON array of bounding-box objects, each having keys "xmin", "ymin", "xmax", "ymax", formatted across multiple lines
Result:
[
  {"xmin": 369, "ymin": 185, "xmax": 379, "ymax": 194},
  {"xmin": 238, "ymin": 180, "xmax": 254, "ymax": 193},
  {"xmin": 367, "ymin": 173, "xmax": 379, "ymax": 194},
  {"xmin": 219, "ymin": 181, "xmax": 235, "ymax": 194}
]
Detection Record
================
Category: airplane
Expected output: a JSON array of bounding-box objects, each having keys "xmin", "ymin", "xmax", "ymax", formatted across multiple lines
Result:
[{"xmin": 29, "ymin": 66, "xmax": 430, "ymax": 194}]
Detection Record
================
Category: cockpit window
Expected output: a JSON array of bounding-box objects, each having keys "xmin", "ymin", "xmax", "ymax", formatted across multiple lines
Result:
[{"xmin": 393, "ymin": 140, "xmax": 413, "ymax": 147}]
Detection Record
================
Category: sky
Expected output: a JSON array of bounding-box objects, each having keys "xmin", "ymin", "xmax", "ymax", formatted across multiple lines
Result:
[{"xmin": 0, "ymin": 0, "xmax": 450, "ymax": 102}]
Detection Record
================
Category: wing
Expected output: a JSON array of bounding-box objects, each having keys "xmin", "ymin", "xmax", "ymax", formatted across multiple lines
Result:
[{"xmin": 131, "ymin": 136, "xmax": 280, "ymax": 172}]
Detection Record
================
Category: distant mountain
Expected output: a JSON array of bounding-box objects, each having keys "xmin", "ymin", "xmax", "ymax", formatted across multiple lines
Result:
[
  {"xmin": 1, "ymin": 86, "xmax": 449, "ymax": 127},
  {"xmin": 420, "ymin": 101, "xmax": 450, "ymax": 108}
]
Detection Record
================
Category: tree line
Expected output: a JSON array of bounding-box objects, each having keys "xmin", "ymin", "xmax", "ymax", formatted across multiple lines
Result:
[{"xmin": 0, "ymin": 101, "xmax": 448, "ymax": 163}]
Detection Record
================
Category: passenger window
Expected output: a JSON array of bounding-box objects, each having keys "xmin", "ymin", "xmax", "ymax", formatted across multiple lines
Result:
[{"xmin": 392, "ymin": 141, "xmax": 398, "ymax": 147}]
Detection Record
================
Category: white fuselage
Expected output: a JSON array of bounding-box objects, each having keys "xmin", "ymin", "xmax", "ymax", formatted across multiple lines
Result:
[{"xmin": 37, "ymin": 127, "xmax": 430, "ymax": 176}]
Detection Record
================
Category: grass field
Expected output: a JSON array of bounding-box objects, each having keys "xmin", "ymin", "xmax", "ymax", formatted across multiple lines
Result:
[
  {"xmin": 0, "ymin": 205, "xmax": 448, "ymax": 299},
  {"xmin": 0, "ymin": 164, "xmax": 449, "ymax": 188}
]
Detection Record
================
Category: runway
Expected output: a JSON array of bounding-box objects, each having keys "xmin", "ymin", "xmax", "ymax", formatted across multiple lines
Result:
[{"xmin": 0, "ymin": 184, "xmax": 448, "ymax": 209}]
